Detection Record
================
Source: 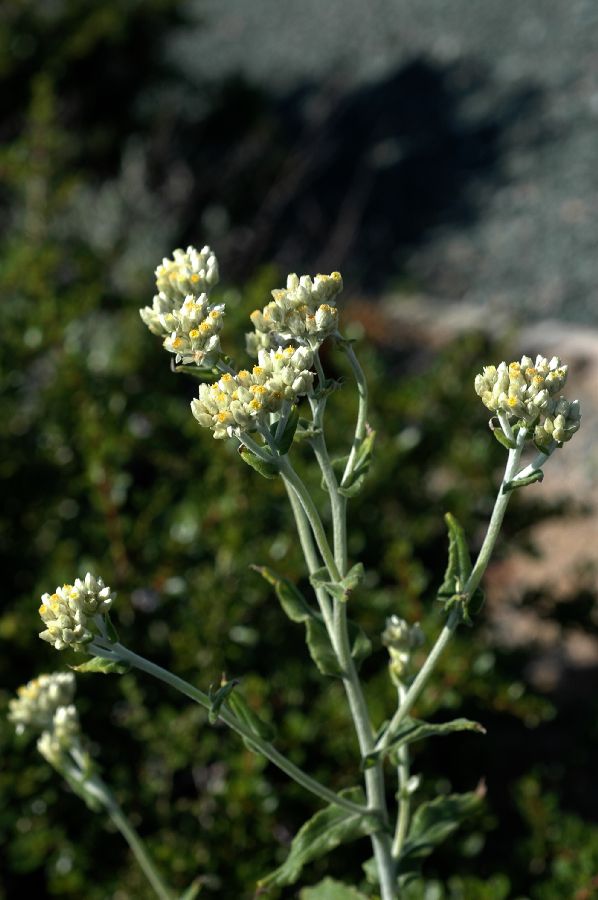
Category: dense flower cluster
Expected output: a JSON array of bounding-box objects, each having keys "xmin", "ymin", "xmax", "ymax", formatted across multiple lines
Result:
[
  {"xmin": 140, "ymin": 246, "xmax": 224, "ymax": 367},
  {"xmin": 474, "ymin": 355, "xmax": 581, "ymax": 446},
  {"xmin": 382, "ymin": 615, "xmax": 425, "ymax": 679},
  {"xmin": 39, "ymin": 573, "xmax": 115, "ymax": 652},
  {"xmin": 8, "ymin": 672, "xmax": 76, "ymax": 735},
  {"xmin": 247, "ymin": 272, "xmax": 343, "ymax": 353},
  {"xmin": 191, "ymin": 346, "xmax": 314, "ymax": 439}
]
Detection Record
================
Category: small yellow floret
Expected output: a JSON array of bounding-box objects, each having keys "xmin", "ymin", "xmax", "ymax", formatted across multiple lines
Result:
[{"xmin": 189, "ymin": 329, "xmax": 200, "ymax": 339}]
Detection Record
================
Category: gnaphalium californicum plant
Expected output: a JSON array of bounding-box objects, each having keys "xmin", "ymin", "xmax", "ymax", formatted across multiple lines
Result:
[{"xmin": 12, "ymin": 242, "xmax": 581, "ymax": 900}]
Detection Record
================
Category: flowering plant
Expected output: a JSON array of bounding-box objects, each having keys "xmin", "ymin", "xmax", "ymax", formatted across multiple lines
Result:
[{"xmin": 11, "ymin": 245, "xmax": 581, "ymax": 899}]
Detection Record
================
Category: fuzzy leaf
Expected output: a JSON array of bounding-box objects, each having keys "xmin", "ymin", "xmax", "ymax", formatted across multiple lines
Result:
[
  {"xmin": 172, "ymin": 364, "xmax": 217, "ymax": 381},
  {"xmin": 396, "ymin": 785, "xmax": 486, "ymax": 880},
  {"xmin": 238, "ymin": 447, "xmax": 279, "ymax": 479},
  {"xmin": 208, "ymin": 679, "xmax": 238, "ymax": 724},
  {"xmin": 502, "ymin": 470, "xmax": 544, "ymax": 493},
  {"xmin": 178, "ymin": 880, "xmax": 202, "ymax": 900},
  {"xmin": 251, "ymin": 566, "xmax": 313, "ymax": 623},
  {"xmin": 305, "ymin": 618, "xmax": 343, "ymax": 677},
  {"xmin": 341, "ymin": 429, "xmax": 376, "ymax": 492},
  {"xmin": 103, "ymin": 612, "xmax": 119, "ymax": 644},
  {"xmin": 71, "ymin": 656, "xmax": 129, "ymax": 675},
  {"xmin": 269, "ymin": 405, "xmax": 300, "ymax": 455},
  {"xmin": 491, "ymin": 428, "xmax": 516, "ymax": 451},
  {"xmin": 363, "ymin": 717, "xmax": 486, "ymax": 769},
  {"xmin": 258, "ymin": 788, "xmax": 377, "ymax": 889},
  {"xmin": 300, "ymin": 878, "xmax": 369, "ymax": 899},
  {"xmin": 226, "ymin": 687, "xmax": 276, "ymax": 743}
]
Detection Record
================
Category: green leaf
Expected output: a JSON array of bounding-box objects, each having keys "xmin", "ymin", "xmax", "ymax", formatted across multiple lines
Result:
[
  {"xmin": 437, "ymin": 513, "xmax": 482, "ymax": 624},
  {"xmin": 273, "ymin": 404, "xmax": 300, "ymax": 455},
  {"xmin": 300, "ymin": 877, "xmax": 369, "ymax": 899},
  {"xmin": 363, "ymin": 717, "xmax": 486, "ymax": 769},
  {"xmin": 502, "ymin": 470, "xmax": 544, "ymax": 493},
  {"xmin": 338, "ymin": 430, "xmax": 376, "ymax": 497},
  {"xmin": 103, "ymin": 612, "xmax": 119, "ymax": 644},
  {"xmin": 252, "ymin": 566, "xmax": 370, "ymax": 677},
  {"xmin": 491, "ymin": 428, "xmax": 516, "ymax": 451},
  {"xmin": 208, "ymin": 678, "xmax": 238, "ymax": 724},
  {"xmin": 309, "ymin": 563, "xmax": 364, "ymax": 603},
  {"xmin": 226, "ymin": 687, "xmax": 276, "ymax": 743},
  {"xmin": 258, "ymin": 788, "xmax": 378, "ymax": 889},
  {"xmin": 70, "ymin": 656, "xmax": 129, "ymax": 675},
  {"xmin": 238, "ymin": 447, "xmax": 279, "ymax": 479},
  {"xmin": 396, "ymin": 784, "xmax": 486, "ymax": 881},
  {"xmin": 251, "ymin": 565, "xmax": 313, "ymax": 623}
]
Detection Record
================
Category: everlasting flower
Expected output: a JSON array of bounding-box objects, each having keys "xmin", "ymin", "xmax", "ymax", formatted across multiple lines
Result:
[
  {"xmin": 140, "ymin": 246, "xmax": 224, "ymax": 366},
  {"xmin": 191, "ymin": 345, "xmax": 314, "ymax": 439},
  {"xmin": 382, "ymin": 615, "xmax": 424, "ymax": 679},
  {"xmin": 474, "ymin": 354, "xmax": 580, "ymax": 445},
  {"xmin": 39, "ymin": 573, "xmax": 115, "ymax": 652},
  {"xmin": 8, "ymin": 672, "xmax": 76, "ymax": 735},
  {"xmin": 247, "ymin": 272, "xmax": 342, "ymax": 353}
]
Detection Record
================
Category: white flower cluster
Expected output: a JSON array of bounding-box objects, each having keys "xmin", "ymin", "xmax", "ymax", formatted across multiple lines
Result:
[
  {"xmin": 191, "ymin": 346, "xmax": 314, "ymax": 439},
  {"xmin": 8, "ymin": 672, "xmax": 76, "ymax": 735},
  {"xmin": 140, "ymin": 246, "xmax": 224, "ymax": 367},
  {"xmin": 10, "ymin": 672, "xmax": 80, "ymax": 768},
  {"xmin": 39, "ymin": 573, "xmax": 115, "ymax": 652},
  {"xmin": 247, "ymin": 272, "xmax": 343, "ymax": 354},
  {"xmin": 474, "ymin": 355, "xmax": 581, "ymax": 445}
]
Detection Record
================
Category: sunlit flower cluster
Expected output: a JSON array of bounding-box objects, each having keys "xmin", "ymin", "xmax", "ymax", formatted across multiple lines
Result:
[
  {"xmin": 474, "ymin": 355, "xmax": 581, "ymax": 446},
  {"xmin": 247, "ymin": 272, "xmax": 343, "ymax": 353},
  {"xmin": 140, "ymin": 246, "xmax": 224, "ymax": 367},
  {"xmin": 39, "ymin": 573, "xmax": 115, "ymax": 652},
  {"xmin": 382, "ymin": 615, "xmax": 425, "ymax": 680},
  {"xmin": 191, "ymin": 346, "xmax": 314, "ymax": 439}
]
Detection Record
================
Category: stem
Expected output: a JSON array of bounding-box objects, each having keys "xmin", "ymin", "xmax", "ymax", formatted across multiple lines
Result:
[
  {"xmin": 85, "ymin": 776, "xmax": 174, "ymax": 900},
  {"xmin": 278, "ymin": 456, "xmax": 341, "ymax": 583},
  {"xmin": 375, "ymin": 428, "xmax": 528, "ymax": 754},
  {"xmin": 340, "ymin": 342, "xmax": 368, "ymax": 488},
  {"xmin": 391, "ymin": 684, "xmax": 411, "ymax": 860},
  {"xmin": 98, "ymin": 642, "xmax": 367, "ymax": 817},
  {"xmin": 283, "ymin": 480, "xmax": 334, "ymax": 633}
]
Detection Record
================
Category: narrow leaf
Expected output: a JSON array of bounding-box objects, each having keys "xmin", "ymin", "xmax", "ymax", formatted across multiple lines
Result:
[
  {"xmin": 491, "ymin": 428, "xmax": 516, "ymax": 451},
  {"xmin": 71, "ymin": 656, "xmax": 129, "ymax": 675},
  {"xmin": 363, "ymin": 717, "xmax": 486, "ymax": 769},
  {"xmin": 178, "ymin": 879, "xmax": 202, "ymax": 900},
  {"xmin": 502, "ymin": 470, "xmax": 544, "ymax": 493},
  {"xmin": 208, "ymin": 679, "xmax": 238, "ymax": 724},
  {"xmin": 305, "ymin": 618, "xmax": 343, "ymax": 677},
  {"xmin": 258, "ymin": 788, "xmax": 377, "ymax": 889},
  {"xmin": 227, "ymin": 688, "xmax": 276, "ymax": 743},
  {"xmin": 272, "ymin": 405, "xmax": 300, "ymax": 455},
  {"xmin": 251, "ymin": 565, "xmax": 313, "ymax": 623},
  {"xmin": 238, "ymin": 447, "xmax": 279, "ymax": 479},
  {"xmin": 343, "ymin": 562, "xmax": 365, "ymax": 594},
  {"xmin": 172, "ymin": 364, "xmax": 217, "ymax": 381}
]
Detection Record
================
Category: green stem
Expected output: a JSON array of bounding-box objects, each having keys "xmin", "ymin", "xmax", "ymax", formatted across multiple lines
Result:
[
  {"xmin": 101, "ymin": 642, "xmax": 367, "ymax": 817},
  {"xmin": 375, "ymin": 428, "xmax": 528, "ymax": 754},
  {"xmin": 340, "ymin": 342, "xmax": 368, "ymax": 488},
  {"xmin": 278, "ymin": 456, "xmax": 341, "ymax": 583},
  {"xmin": 391, "ymin": 684, "xmax": 411, "ymax": 860},
  {"xmin": 283, "ymin": 481, "xmax": 334, "ymax": 632},
  {"xmin": 85, "ymin": 775, "xmax": 174, "ymax": 900}
]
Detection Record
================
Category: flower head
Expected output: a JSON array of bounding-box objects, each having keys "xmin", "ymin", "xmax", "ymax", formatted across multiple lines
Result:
[
  {"xmin": 247, "ymin": 272, "xmax": 342, "ymax": 353},
  {"xmin": 191, "ymin": 345, "xmax": 314, "ymax": 439},
  {"xmin": 475, "ymin": 354, "xmax": 581, "ymax": 445},
  {"xmin": 39, "ymin": 573, "xmax": 115, "ymax": 652},
  {"xmin": 140, "ymin": 246, "xmax": 224, "ymax": 367},
  {"xmin": 9, "ymin": 672, "xmax": 76, "ymax": 735}
]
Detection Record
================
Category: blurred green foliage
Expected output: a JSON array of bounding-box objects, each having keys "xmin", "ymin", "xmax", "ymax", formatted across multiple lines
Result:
[{"xmin": 1, "ymin": 3, "xmax": 598, "ymax": 899}]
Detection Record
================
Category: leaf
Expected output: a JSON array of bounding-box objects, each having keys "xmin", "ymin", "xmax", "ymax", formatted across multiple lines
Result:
[
  {"xmin": 226, "ymin": 687, "xmax": 276, "ymax": 743},
  {"xmin": 491, "ymin": 428, "xmax": 516, "ymax": 451},
  {"xmin": 437, "ymin": 513, "xmax": 482, "ymax": 624},
  {"xmin": 208, "ymin": 678, "xmax": 238, "ymax": 724},
  {"xmin": 300, "ymin": 877, "xmax": 369, "ymax": 899},
  {"xmin": 396, "ymin": 784, "xmax": 486, "ymax": 881},
  {"xmin": 70, "ymin": 656, "xmax": 129, "ymax": 675},
  {"xmin": 238, "ymin": 447, "xmax": 279, "ymax": 479},
  {"xmin": 251, "ymin": 565, "xmax": 313, "ymax": 623},
  {"xmin": 309, "ymin": 563, "xmax": 364, "ymax": 603},
  {"xmin": 363, "ymin": 717, "xmax": 486, "ymax": 769},
  {"xmin": 502, "ymin": 470, "xmax": 544, "ymax": 493},
  {"xmin": 172, "ymin": 364, "xmax": 217, "ymax": 381},
  {"xmin": 258, "ymin": 788, "xmax": 378, "ymax": 889},
  {"xmin": 338, "ymin": 430, "xmax": 376, "ymax": 497},
  {"xmin": 103, "ymin": 612, "xmax": 119, "ymax": 644},
  {"xmin": 269, "ymin": 405, "xmax": 299, "ymax": 455},
  {"xmin": 252, "ymin": 566, "xmax": 370, "ymax": 677}
]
